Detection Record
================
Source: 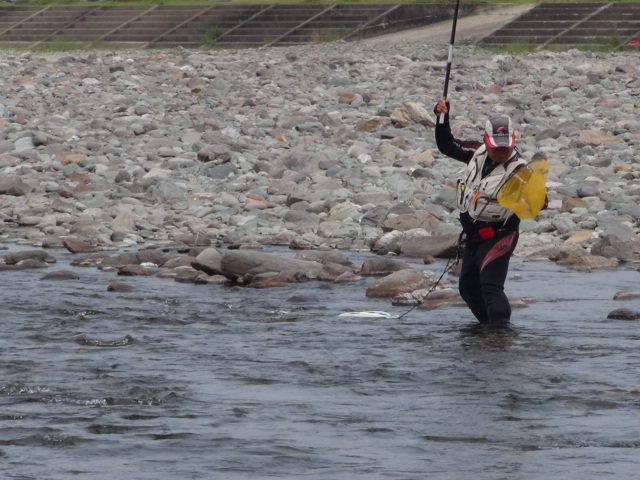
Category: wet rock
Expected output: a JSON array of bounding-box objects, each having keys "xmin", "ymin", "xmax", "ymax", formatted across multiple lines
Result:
[
  {"xmin": 366, "ymin": 268, "xmax": 427, "ymax": 298},
  {"xmin": 220, "ymin": 250, "xmax": 324, "ymax": 283},
  {"xmin": 400, "ymin": 233, "xmax": 460, "ymax": 259},
  {"xmin": 3, "ymin": 250, "xmax": 57, "ymax": 265},
  {"xmin": 372, "ymin": 230, "xmax": 405, "ymax": 255},
  {"xmin": 613, "ymin": 291, "xmax": 640, "ymax": 301},
  {"xmin": 286, "ymin": 294, "xmax": 320, "ymax": 303},
  {"xmin": 117, "ymin": 264, "xmax": 156, "ymax": 276},
  {"xmin": 293, "ymin": 250, "xmax": 352, "ymax": 266},
  {"xmin": 162, "ymin": 256, "xmax": 195, "ymax": 269},
  {"xmin": 63, "ymin": 238, "xmax": 98, "ymax": 254},
  {"xmin": 16, "ymin": 259, "xmax": 50, "ymax": 269},
  {"xmin": 607, "ymin": 309, "xmax": 640, "ymax": 320},
  {"xmin": 417, "ymin": 288, "xmax": 465, "ymax": 310},
  {"xmin": 40, "ymin": 270, "xmax": 80, "ymax": 280},
  {"xmin": 98, "ymin": 253, "xmax": 140, "ymax": 269},
  {"xmin": 171, "ymin": 267, "xmax": 202, "ymax": 283},
  {"xmin": 527, "ymin": 245, "xmax": 617, "ymax": 270},
  {"xmin": 137, "ymin": 249, "xmax": 171, "ymax": 267},
  {"xmin": 107, "ymin": 282, "xmax": 135, "ymax": 292},
  {"xmin": 333, "ymin": 271, "xmax": 363, "ymax": 283},
  {"xmin": 191, "ymin": 248, "xmax": 223, "ymax": 276},
  {"xmin": 360, "ymin": 257, "xmax": 412, "ymax": 276}
]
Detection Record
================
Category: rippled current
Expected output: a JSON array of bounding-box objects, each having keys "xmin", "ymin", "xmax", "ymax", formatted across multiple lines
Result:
[{"xmin": 2, "ymin": 244, "xmax": 640, "ymax": 479}]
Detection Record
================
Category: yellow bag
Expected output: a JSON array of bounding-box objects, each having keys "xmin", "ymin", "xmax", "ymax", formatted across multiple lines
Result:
[{"xmin": 496, "ymin": 156, "xmax": 548, "ymax": 220}]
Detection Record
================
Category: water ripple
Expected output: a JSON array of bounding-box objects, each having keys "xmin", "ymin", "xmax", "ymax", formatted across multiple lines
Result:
[{"xmin": 2, "ymin": 247, "xmax": 640, "ymax": 479}]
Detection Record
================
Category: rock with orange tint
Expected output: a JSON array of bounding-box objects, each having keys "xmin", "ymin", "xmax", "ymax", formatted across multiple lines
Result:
[
  {"xmin": 564, "ymin": 232, "xmax": 595, "ymax": 245},
  {"xmin": 62, "ymin": 238, "xmax": 98, "ymax": 254},
  {"xmin": 366, "ymin": 269, "xmax": 427, "ymax": 298}
]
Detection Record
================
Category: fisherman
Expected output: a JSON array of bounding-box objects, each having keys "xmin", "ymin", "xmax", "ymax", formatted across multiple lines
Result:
[{"xmin": 434, "ymin": 99, "xmax": 539, "ymax": 328}]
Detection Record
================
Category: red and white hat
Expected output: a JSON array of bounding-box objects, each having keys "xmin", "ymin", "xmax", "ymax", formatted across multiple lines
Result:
[{"xmin": 484, "ymin": 115, "xmax": 515, "ymax": 148}]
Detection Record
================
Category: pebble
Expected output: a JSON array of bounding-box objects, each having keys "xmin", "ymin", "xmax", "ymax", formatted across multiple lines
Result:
[{"xmin": 0, "ymin": 44, "xmax": 637, "ymax": 265}]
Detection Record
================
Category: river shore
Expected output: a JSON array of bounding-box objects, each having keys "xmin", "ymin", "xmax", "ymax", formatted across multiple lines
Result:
[{"xmin": 0, "ymin": 43, "xmax": 638, "ymax": 277}]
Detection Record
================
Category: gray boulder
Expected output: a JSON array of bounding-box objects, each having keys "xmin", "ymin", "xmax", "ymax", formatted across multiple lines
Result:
[{"xmin": 220, "ymin": 250, "xmax": 324, "ymax": 283}]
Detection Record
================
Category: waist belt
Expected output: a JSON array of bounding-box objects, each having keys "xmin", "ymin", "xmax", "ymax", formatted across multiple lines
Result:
[{"xmin": 466, "ymin": 226, "xmax": 513, "ymax": 241}]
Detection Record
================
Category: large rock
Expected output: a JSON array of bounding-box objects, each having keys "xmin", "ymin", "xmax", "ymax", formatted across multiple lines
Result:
[
  {"xmin": 390, "ymin": 102, "xmax": 436, "ymax": 128},
  {"xmin": 365, "ymin": 268, "xmax": 427, "ymax": 298},
  {"xmin": 0, "ymin": 175, "xmax": 34, "ymax": 196},
  {"xmin": 400, "ymin": 233, "xmax": 460, "ymax": 259},
  {"xmin": 293, "ymin": 250, "xmax": 353, "ymax": 266},
  {"xmin": 590, "ymin": 234, "xmax": 640, "ymax": 263},
  {"xmin": 191, "ymin": 248, "xmax": 224, "ymax": 276},
  {"xmin": 3, "ymin": 250, "xmax": 57, "ymax": 265},
  {"xmin": 381, "ymin": 211, "xmax": 442, "ymax": 233},
  {"xmin": 361, "ymin": 257, "xmax": 412, "ymax": 276},
  {"xmin": 526, "ymin": 245, "xmax": 617, "ymax": 271},
  {"xmin": 219, "ymin": 250, "xmax": 325, "ymax": 283}
]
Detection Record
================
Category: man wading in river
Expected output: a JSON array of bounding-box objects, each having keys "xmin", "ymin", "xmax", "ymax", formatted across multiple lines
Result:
[{"xmin": 434, "ymin": 99, "xmax": 537, "ymax": 329}]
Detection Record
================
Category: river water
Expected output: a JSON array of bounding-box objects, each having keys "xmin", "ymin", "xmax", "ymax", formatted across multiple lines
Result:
[{"xmin": 1, "ymin": 244, "xmax": 640, "ymax": 479}]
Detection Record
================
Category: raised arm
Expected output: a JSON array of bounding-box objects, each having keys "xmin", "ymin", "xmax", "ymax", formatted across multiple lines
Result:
[{"xmin": 433, "ymin": 99, "xmax": 481, "ymax": 164}]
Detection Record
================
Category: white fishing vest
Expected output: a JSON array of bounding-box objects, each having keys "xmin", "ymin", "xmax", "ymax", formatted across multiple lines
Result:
[{"xmin": 455, "ymin": 146, "xmax": 527, "ymax": 222}]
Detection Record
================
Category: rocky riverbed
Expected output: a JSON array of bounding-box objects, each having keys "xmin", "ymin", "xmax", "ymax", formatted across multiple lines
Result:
[{"xmin": 0, "ymin": 43, "xmax": 639, "ymax": 306}]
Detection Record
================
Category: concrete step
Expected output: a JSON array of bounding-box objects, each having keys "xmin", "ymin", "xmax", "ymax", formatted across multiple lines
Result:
[
  {"xmin": 216, "ymin": 30, "xmax": 293, "ymax": 41},
  {"xmin": 547, "ymin": 36, "xmax": 617, "ymax": 45},
  {"xmin": 101, "ymin": 33, "xmax": 163, "ymax": 42},
  {"xmin": 253, "ymin": 4, "xmax": 396, "ymax": 46},
  {"xmin": 481, "ymin": 2, "xmax": 638, "ymax": 49},
  {"xmin": 570, "ymin": 26, "xmax": 640, "ymax": 36},
  {"xmin": 490, "ymin": 28, "xmax": 571, "ymax": 38},
  {"xmin": 86, "ymin": 14, "xmax": 151, "ymax": 20},
  {"xmin": 65, "ymin": 21, "xmax": 138, "ymax": 29},
  {"xmin": 154, "ymin": 34, "xmax": 202, "ymax": 43},
  {"xmin": 225, "ymin": 23, "xmax": 307, "ymax": 35},
  {"xmin": 481, "ymin": 36, "xmax": 553, "ymax": 45},
  {"xmin": 0, "ymin": 13, "xmax": 41, "ymax": 21},
  {"xmin": 215, "ymin": 34, "xmax": 276, "ymax": 43},
  {"xmin": 294, "ymin": 21, "xmax": 367, "ymax": 31},
  {"xmin": 521, "ymin": 3, "xmax": 604, "ymax": 12},
  {"xmin": 0, "ymin": 3, "xmax": 635, "ymax": 51},
  {"xmin": 504, "ymin": 20, "xmax": 576, "ymax": 30},
  {"xmin": 166, "ymin": 7, "xmax": 263, "ymax": 27},
  {"xmin": 121, "ymin": 21, "xmax": 199, "ymax": 29},
  {"xmin": 0, "ymin": 34, "xmax": 48, "ymax": 41}
]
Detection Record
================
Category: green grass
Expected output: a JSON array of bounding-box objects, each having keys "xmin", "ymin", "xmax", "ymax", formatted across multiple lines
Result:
[
  {"xmin": 28, "ymin": 39, "xmax": 91, "ymax": 52},
  {"xmin": 484, "ymin": 35, "xmax": 626, "ymax": 55},
  {"xmin": 9, "ymin": 39, "xmax": 135, "ymax": 52},
  {"xmin": 311, "ymin": 24, "xmax": 361, "ymax": 43},
  {"xmin": 199, "ymin": 25, "xmax": 223, "ymax": 48}
]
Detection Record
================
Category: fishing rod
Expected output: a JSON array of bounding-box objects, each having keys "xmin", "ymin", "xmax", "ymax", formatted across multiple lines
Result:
[{"xmin": 439, "ymin": 0, "xmax": 462, "ymax": 125}]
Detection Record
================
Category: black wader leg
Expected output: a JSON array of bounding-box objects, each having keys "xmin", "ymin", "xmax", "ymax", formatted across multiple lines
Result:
[
  {"xmin": 478, "ymin": 232, "xmax": 519, "ymax": 328},
  {"xmin": 458, "ymin": 244, "xmax": 490, "ymax": 325},
  {"xmin": 459, "ymin": 232, "xmax": 518, "ymax": 327}
]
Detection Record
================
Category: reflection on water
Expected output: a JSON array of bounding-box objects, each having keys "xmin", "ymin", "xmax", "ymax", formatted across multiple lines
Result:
[{"xmin": 1, "ymin": 244, "xmax": 640, "ymax": 479}]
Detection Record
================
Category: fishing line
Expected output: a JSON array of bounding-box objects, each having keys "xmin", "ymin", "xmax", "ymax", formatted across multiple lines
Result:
[
  {"xmin": 397, "ymin": 252, "xmax": 460, "ymax": 319},
  {"xmin": 341, "ymin": 1, "xmax": 464, "ymax": 320},
  {"xmin": 339, "ymin": 236, "xmax": 463, "ymax": 320}
]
